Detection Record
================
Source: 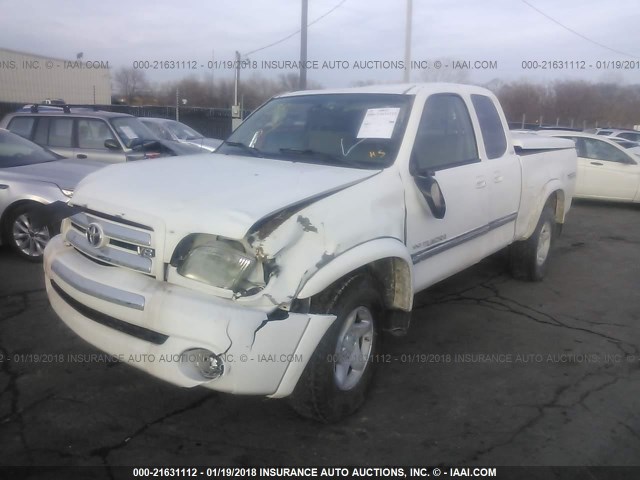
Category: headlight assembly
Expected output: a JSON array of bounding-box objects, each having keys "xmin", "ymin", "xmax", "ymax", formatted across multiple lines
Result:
[{"xmin": 173, "ymin": 234, "xmax": 257, "ymax": 291}]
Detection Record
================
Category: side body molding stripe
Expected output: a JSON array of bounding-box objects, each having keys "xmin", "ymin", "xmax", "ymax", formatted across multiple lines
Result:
[{"xmin": 411, "ymin": 212, "xmax": 518, "ymax": 264}]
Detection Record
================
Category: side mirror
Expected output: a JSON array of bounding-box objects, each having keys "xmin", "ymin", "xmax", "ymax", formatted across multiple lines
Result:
[
  {"xmin": 414, "ymin": 172, "xmax": 447, "ymax": 219},
  {"xmin": 104, "ymin": 138, "xmax": 121, "ymax": 150}
]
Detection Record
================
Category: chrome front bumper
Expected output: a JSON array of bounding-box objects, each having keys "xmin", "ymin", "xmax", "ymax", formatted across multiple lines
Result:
[{"xmin": 43, "ymin": 235, "xmax": 336, "ymax": 397}]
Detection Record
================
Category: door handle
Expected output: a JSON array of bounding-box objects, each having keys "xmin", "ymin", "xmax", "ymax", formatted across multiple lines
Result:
[
  {"xmin": 0, "ymin": 184, "xmax": 8, "ymax": 190},
  {"xmin": 77, "ymin": 154, "xmax": 87, "ymax": 159},
  {"xmin": 590, "ymin": 161, "xmax": 603, "ymax": 166}
]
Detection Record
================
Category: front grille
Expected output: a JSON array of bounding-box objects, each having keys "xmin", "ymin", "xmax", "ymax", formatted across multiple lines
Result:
[
  {"xmin": 66, "ymin": 211, "xmax": 156, "ymax": 275},
  {"xmin": 51, "ymin": 280, "xmax": 168, "ymax": 345}
]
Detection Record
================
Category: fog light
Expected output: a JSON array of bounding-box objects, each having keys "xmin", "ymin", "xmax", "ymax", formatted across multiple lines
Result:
[{"xmin": 180, "ymin": 348, "xmax": 224, "ymax": 380}]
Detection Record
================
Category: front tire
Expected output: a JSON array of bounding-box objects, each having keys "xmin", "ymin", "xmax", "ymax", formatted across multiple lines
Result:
[
  {"xmin": 509, "ymin": 205, "xmax": 555, "ymax": 281},
  {"xmin": 289, "ymin": 273, "xmax": 382, "ymax": 423},
  {"xmin": 3, "ymin": 204, "xmax": 53, "ymax": 262}
]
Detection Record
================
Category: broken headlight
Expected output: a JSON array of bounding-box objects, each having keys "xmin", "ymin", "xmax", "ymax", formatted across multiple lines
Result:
[{"xmin": 174, "ymin": 234, "xmax": 257, "ymax": 291}]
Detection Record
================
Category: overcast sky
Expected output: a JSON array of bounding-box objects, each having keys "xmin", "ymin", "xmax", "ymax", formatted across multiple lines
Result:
[{"xmin": 1, "ymin": 0, "xmax": 639, "ymax": 88}]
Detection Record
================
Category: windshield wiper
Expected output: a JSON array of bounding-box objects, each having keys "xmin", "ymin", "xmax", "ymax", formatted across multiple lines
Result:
[
  {"xmin": 223, "ymin": 141, "xmax": 264, "ymax": 157},
  {"xmin": 279, "ymin": 148, "xmax": 371, "ymax": 169},
  {"xmin": 130, "ymin": 139, "xmax": 160, "ymax": 150}
]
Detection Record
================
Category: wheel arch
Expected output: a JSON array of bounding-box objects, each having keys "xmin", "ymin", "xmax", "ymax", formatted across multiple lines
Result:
[
  {"xmin": 296, "ymin": 237, "xmax": 414, "ymax": 312},
  {"xmin": 516, "ymin": 182, "xmax": 566, "ymax": 241}
]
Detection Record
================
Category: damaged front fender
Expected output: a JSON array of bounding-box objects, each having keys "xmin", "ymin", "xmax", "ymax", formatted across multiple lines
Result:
[{"xmin": 239, "ymin": 169, "xmax": 410, "ymax": 312}]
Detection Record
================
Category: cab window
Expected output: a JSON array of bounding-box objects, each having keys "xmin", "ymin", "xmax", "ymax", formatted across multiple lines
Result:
[
  {"xmin": 412, "ymin": 94, "xmax": 478, "ymax": 171},
  {"xmin": 471, "ymin": 94, "xmax": 507, "ymax": 159},
  {"xmin": 7, "ymin": 117, "xmax": 35, "ymax": 139},
  {"xmin": 33, "ymin": 118, "xmax": 50, "ymax": 145},
  {"xmin": 78, "ymin": 119, "xmax": 115, "ymax": 149},
  {"xmin": 48, "ymin": 118, "xmax": 74, "ymax": 148}
]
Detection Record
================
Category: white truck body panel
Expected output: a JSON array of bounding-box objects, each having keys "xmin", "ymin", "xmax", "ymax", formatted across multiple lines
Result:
[{"xmin": 43, "ymin": 83, "xmax": 577, "ymax": 398}]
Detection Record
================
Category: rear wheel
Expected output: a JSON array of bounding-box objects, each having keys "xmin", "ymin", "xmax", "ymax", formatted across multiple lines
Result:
[
  {"xmin": 289, "ymin": 273, "xmax": 382, "ymax": 423},
  {"xmin": 509, "ymin": 205, "xmax": 555, "ymax": 281},
  {"xmin": 3, "ymin": 204, "xmax": 53, "ymax": 262}
]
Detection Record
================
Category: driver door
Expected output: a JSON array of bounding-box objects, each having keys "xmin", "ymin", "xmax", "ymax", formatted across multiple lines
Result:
[
  {"xmin": 75, "ymin": 118, "xmax": 125, "ymax": 163},
  {"xmin": 405, "ymin": 93, "xmax": 489, "ymax": 292}
]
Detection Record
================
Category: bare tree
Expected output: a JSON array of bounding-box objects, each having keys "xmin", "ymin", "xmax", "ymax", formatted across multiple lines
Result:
[
  {"xmin": 495, "ymin": 81, "xmax": 553, "ymax": 125},
  {"xmin": 114, "ymin": 67, "xmax": 150, "ymax": 105},
  {"xmin": 493, "ymin": 79, "xmax": 640, "ymax": 129}
]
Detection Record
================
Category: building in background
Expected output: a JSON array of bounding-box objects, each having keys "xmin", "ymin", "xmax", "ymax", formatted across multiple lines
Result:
[{"xmin": 0, "ymin": 48, "xmax": 111, "ymax": 104}]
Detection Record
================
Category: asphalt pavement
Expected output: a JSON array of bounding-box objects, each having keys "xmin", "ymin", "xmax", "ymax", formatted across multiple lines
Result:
[{"xmin": 0, "ymin": 200, "xmax": 639, "ymax": 472}]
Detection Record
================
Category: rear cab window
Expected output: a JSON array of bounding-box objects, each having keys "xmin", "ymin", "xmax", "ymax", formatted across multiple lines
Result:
[{"xmin": 471, "ymin": 94, "xmax": 507, "ymax": 159}]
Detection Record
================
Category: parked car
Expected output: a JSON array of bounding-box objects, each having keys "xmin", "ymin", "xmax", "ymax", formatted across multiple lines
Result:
[
  {"xmin": 0, "ymin": 106, "xmax": 202, "ymax": 163},
  {"xmin": 544, "ymin": 130, "xmax": 640, "ymax": 203},
  {"xmin": 588, "ymin": 128, "xmax": 640, "ymax": 142},
  {"xmin": 43, "ymin": 83, "xmax": 576, "ymax": 422},
  {"xmin": 607, "ymin": 137, "xmax": 640, "ymax": 156},
  {"xmin": 592, "ymin": 128, "xmax": 616, "ymax": 136},
  {"xmin": 140, "ymin": 117, "xmax": 223, "ymax": 152},
  {"xmin": 0, "ymin": 129, "xmax": 104, "ymax": 261},
  {"xmin": 605, "ymin": 129, "xmax": 640, "ymax": 143}
]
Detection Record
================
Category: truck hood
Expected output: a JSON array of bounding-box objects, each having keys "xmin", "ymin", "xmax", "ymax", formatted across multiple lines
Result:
[
  {"xmin": 5, "ymin": 158, "xmax": 105, "ymax": 191},
  {"xmin": 72, "ymin": 153, "xmax": 380, "ymax": 239}
]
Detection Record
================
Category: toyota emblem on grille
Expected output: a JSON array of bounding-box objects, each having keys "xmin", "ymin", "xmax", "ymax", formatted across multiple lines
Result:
[{"xmin": 86, "ymin": 223, "xmax": 105, "ymax": 248}]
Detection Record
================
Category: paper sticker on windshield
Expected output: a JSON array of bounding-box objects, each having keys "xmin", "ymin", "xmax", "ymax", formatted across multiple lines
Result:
[
  {"xmin": 120, "ymin": 126, "xmax": 139, "ymax": 140},
  {"xmin": 357, "ymin": 108, "xmax": 400, "ymax": 139}
]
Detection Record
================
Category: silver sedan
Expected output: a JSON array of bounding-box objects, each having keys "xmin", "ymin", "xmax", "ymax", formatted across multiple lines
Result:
[{"xmin": 0, "ymin": 129, "xmax": 104, "ymax": 260}]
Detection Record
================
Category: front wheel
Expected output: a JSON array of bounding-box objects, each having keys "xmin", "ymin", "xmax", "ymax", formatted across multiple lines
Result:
[
  {"xmin": 509, "ymin": 205, "xmax": 555, "ymax": 281},
  {"xmin": 3, "ymin": 204, "xmax": 53, "ymax": 262},
  {"xmin": 289, "ymin": 273, "xmax": 382, "ymax": 423}
]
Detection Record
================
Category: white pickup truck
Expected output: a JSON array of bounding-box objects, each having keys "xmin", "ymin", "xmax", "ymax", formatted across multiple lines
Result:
[{"xmin": 43, "ymin": 83, "xmax": 577, "ymax": 422}]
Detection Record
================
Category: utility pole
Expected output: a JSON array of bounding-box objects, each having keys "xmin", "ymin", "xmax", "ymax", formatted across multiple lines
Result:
[
  {"xmin": 211, "ymin": 49, "xmax": 216, "ymax": 101},
  {"xmin": 300, "ymin": 0, "xmax": 308, "ymax": 90},
  {"xmin": 232, "ymin": 50, "xmax": 242, "ymax": 130},
  {"xmin": 234, "ymin": 50, "xmax": 241, "ymax": 107},
  {"xmin": 403, "ymin": 0, "xmax": 412, "ymax": 82}
]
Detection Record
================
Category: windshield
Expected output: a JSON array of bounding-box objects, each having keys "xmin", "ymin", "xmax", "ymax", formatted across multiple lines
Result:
[
  {"xmin": 110, "ymin": 117, "xmax": 159, "ymax": 148},
  {"xmin": 165, "ymin": 121, "xmax": 203, "ymax": 140},
  {"xmin": 217, "ymin": 93, "xmax": 414, "ymax": 169},
  {"xmin": 0, "ymin": 129, "xmax": 59, "ymax": 168}
]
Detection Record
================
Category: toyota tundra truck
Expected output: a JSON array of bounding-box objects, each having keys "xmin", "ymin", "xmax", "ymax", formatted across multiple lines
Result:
[{"xmin": 43, "ymin": 83, "xmax": 577, "ymax": 422}]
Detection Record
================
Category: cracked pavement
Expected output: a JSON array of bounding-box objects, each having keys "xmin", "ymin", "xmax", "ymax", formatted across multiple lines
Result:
[{"xmin": 0, "ymin": 200, "xmax": 639, "ymax": 468}]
